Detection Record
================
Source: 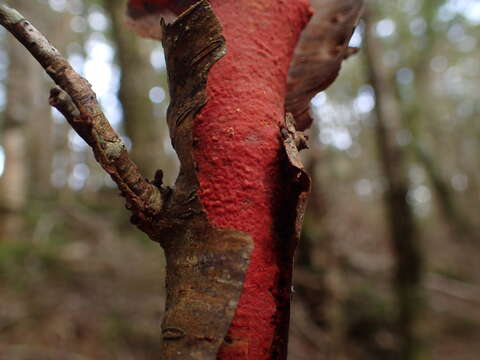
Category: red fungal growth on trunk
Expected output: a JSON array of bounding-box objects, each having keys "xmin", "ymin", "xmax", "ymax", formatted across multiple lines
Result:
[
  {"xmin": 128, "ymin": 0, "xmax": 312, "ymax": 358},
  {"xmin": 194, "ymin": 1, "xmax": 311, "ymax": 358}
]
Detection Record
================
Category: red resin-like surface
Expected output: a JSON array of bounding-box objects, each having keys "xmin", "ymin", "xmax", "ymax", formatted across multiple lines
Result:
[
  {"xmin": 194, "ymin": 1, "xmax": 310, "ymax": 358},
  {"xmin": 128, "ymin": 0, "xmax": 311, "ymax": 358}
]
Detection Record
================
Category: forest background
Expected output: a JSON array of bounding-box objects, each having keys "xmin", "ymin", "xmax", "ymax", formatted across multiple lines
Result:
[{"xmin": 0, "ymin": 0, "xmax": 479, "ymax": 359}]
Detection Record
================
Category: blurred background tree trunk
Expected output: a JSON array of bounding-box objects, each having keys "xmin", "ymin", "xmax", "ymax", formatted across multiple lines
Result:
[
  {"xmin": 364, "ymin": 9, "xmax": 425, "ymax": 360},
  {"xmin": 0, "ymin": 0, "xmax": 37, "ymax": 239},
  {"xmin": 295, "ymin": 123, "xmax": 346, "ymax": 359},
  {"xmin": 403, "ymin": 0, "xmax": 478, "ymax": 243},
  {"xmin": 0, "ymin": 0, "xmax": 73, "ymax": 239},
  {"xmin": 24, "ymin": 0, "xmax": 58, "ymax": 201},
  {"xmin": 104, "ymin": 0, "xmax": 176, "ymax": 182}
]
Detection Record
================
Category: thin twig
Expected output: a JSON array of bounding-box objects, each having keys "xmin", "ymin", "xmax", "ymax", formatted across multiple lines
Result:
[{"xmin": 0, "ymin": 3, "xmax": 163, "ymax": 218}]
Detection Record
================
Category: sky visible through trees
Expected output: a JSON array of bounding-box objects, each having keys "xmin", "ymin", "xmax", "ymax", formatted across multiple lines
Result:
[{"xmin": 0, "ymin": 0, "xmax": 479, "ymax": 184}]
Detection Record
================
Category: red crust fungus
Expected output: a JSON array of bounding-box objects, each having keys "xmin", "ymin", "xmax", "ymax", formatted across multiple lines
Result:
[
  {"xmin": 194, "ymin": 1, "xmax": 311, "ymax": 358},
  {"xmin": 128, "ymin": 0, "xmax": 312, "ymax": 358}
]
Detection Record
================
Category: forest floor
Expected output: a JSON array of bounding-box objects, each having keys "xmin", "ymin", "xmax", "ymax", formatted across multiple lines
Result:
[{"xmin": 1, "ymin": 201, "xmax": 480, "ymax": 360}]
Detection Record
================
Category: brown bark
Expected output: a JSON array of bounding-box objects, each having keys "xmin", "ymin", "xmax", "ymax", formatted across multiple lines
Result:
[
  {"xmin": 156, "ymin": 7, "xmax": 253, "ymax": 357},
  {"xmin": 0, "ymin": 3, "xmax": 252, "ymax": 358},
  {"xmin": 126, "ymin": 1, "xmax": 362, "ymax": 355},
  {"xmin": 364, "ymin": 10, "xmax": 425, "ymax": 360},
  {"xmin": 0, "ymin": 1, "xmax": 361, "ymax": 358},
  {"xmin": 286, "ymin": 0, "xmax": 364, "ymax": 131},
  {"xmin": 0, "ymin": 4, "xmax": 163, "ymax": 217}
]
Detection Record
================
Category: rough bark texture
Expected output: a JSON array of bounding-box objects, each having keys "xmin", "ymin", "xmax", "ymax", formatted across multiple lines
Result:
[
  {"xmin": 0, "ymin": 10, "xmax": 163, "ymax": 220},
  {"xmin": 364, "ymin": 11, "xmax": 424, "ymax": 360},
  {"xmin": 1, "ymin": 1, "xmax": 362, "ymax": 359},
  {"xmin": 190, "ymin": 2, "xmax": 311, "ymax": 358},
  {"xmin": 0, "ymin": 2, "xmax": 252, "ymax": 359},
  {"xmin": 156, "ymin": 5, "xmax": 253, "ymax": 358}
]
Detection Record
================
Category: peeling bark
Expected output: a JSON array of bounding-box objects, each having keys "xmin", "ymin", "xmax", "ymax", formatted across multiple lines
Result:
[
  {"xmin": 0, "ymin": 0, "xmax": 363, "ymax": 358},
  {"xmin": 0, "ymin": 2, "xmax": 252, "ymax": 359},
  {"xmin": 286, "ymin": 0, "xmax": 364, "ymax": 131},
  {"xmin": 155, "ymin": 5, "xmax": 253, "ymax": 358},
  {"xmin": 189, "ymin": 1, "xmax": 311, "ymax": 358},
  {"xmin": 272, "ymin": 113, "xmax": 311, "ymax": 358}
]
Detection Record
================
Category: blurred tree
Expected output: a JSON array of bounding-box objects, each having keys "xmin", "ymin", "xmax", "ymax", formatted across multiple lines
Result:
[
  {"xmin": 403, "ymin": 0, "xmax": 478, "ymax": 242},
  {"xmin": 24, "ymin": 0, "xmax": 59, "ymax": 200},
  {"xmin": 0, "ymin": 0, "xmax": 75, "ymax": 238},
  {"xmin": 2, "ymin": 0, "xmax": 480, "ymax": 359},
  {"xmin": 0, "ymin": 0, "xmax": 362, "ymax": 358},
  {"xmin": 296, "ymin": 124, "xmax": 346, "ymax": 359},
  {"xmin": 364, "ymin": 6, "xmax": 425, "ymax": 360},
  {"xmin": 0, "ymin": 0, "xmax": 36, "ymax": 239},
  {"xmin": 104, "ymin": 0, "xmax": 176, "ymax": 181}
]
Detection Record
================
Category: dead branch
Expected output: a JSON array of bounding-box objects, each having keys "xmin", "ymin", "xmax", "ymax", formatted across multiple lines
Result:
[{"xmin": 0, "ymin": 3, "xmax": 163, "ymax": 221}]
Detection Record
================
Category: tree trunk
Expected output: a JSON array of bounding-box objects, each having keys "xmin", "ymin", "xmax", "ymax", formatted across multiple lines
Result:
[
  {"xmin": 162, "ymin": 2, "xmax": 311, "ymax": 358},
  {"xmin": 364, "ymin": 10, "xmax": 425, "ymax": 360},
  {"xmin": 24, "ymin": 0, "xmax": 61, "ymax": 199},
  {"xmin": 0, "ymin": 0, "xmax": 34, "ymax": 239},
  {"xmin": 104, "ymin": 0, "xmax": 176, "ymax": 180},
  {"xmin": 0, "ymin": 1, "xmax": 362, "ymax": 358},
  {"xmin": 404, "ymin": 0, "xmax": 477, "ymax": 242}
]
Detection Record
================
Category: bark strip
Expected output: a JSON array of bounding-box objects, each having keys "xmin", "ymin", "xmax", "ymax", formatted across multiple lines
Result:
[
  {"xmin": 154, "ymin": 2, "xmax": 253, "ymax": 358},
  {"xmin": 0, "ymin": 3, "xmax": 253, "ymax": 358},
  {"xmin": 272, "ymin": 113, "xmax": 311, "ymax": 358},
  {"xmin": 286, "ymin": 0, "xmax": 364, "ymax": 131}
]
